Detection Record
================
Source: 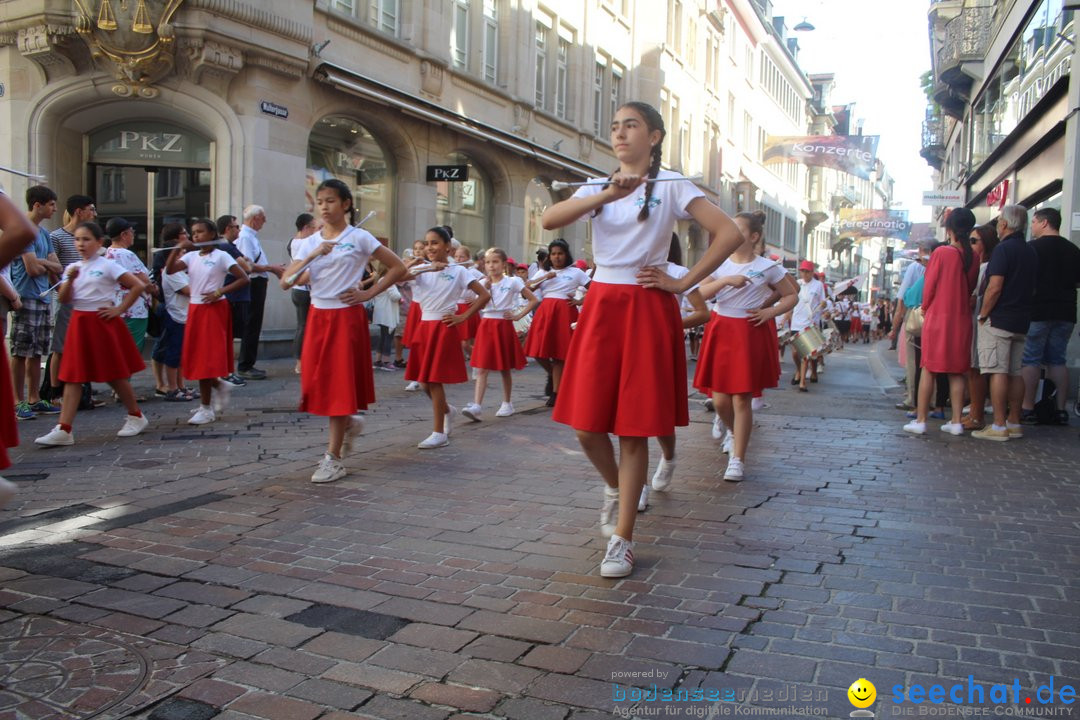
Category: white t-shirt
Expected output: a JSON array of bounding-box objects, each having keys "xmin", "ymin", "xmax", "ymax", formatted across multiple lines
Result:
[
  {"xmin": 69, "ymin": 256, "xmax": 125, "ymax": 312},
  {"xmin": 531, "ymin": 267, "xmax": 590, "ymax": 300},
  {"xmin": 571, "ymin": 169, "xmax": 705, "ymax": 274},
  {"xmin": 483, "ymin": 275, "xmax": 526, "ymax": 318},
  {"xmin": 106, "ymin": 246, "xmax": 150, "ymax": 319},
  {"xmin": 792, "ymin": 278, "xmax": 826, "ymax": 332},
  {"xmin": 666, "ymin": 262, "xmax": 697, "ymax": 313},
  {"xmin": 458, "ymin": 267, "xmax": 485, "ymax": 303},
  {"xmin": 708, "ymin": 257, "xmax": 787, "ymax": 318},
  {"xmin": 179, "ymin": 249, "xmax": 238, "ymax": 305},
  {"xmin": 237, "ymin": 225, "xmax": 268, "ymax": 279},
  {"xmin": 163, "ymin": 269, "xmax": 190, "ymax": 324},
  {"xmin": 412, "ymin": 264, "xmax": 475, "ymax": 320},
  {"xmin": 305, "ymin": 226, "xmax": 382, "ymax": 310},
  {"xmin": 289, "ymin": 234, "xmax": 318, "ymax": 292}
]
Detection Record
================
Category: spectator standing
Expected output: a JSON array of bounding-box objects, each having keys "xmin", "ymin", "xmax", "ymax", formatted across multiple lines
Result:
[
  {"xmin": 104, "ymin": 218, "xmax": 152, "ymax": 353},
  {"xmin": 45, "ymin": 195, "xmax": 96, "ymax": 404},
  {"xmin": 235, "ymin": 205, "xmax": 284, "ymax": 380},
  {"xmin": 215, "ymin": 215, "xmax": 252, "ymax": 386}
]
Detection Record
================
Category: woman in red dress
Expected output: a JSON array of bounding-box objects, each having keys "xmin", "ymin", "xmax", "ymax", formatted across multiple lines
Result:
[{"xmin": 904, "ymin": 208, "xmax": 980, "ymax": 436}]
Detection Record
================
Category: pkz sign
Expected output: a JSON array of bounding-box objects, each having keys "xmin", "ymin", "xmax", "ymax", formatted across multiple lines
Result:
[
  {"xmin": 426, "ymin": 165, "xmax": 469, "ymax": 182},
  {"xmin": 89, "ymin": 122, "xmax": 211, "ymax": 168}
]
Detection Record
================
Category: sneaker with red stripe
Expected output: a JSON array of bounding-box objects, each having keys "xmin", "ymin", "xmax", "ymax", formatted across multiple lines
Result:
[{"xmin": 600, "ymin": 534, "xmax": 634, "ymax": 578}]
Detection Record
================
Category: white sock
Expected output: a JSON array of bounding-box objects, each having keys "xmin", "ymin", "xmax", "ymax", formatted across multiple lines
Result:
[
  {"xmin": 202, "ymin": 404, "xmax": 211, "ymax": 411},
  {"xmin": 992, "ymin": 424, "xmax": 1006, "ymax": 431}
]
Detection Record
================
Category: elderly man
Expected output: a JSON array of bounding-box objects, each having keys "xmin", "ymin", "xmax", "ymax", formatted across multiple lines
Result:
[
  {"xmin": 972, "ymin": 205, "xmax": 1039, "ymax": 441},
  {"xmin": 235, "ymin": 205, "xmax": 283, "ymax": 380}
]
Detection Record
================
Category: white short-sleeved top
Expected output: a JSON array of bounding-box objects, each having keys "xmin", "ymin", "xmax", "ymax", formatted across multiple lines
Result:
[
  {"xmin": 665, "ymin": 262, "xmax": 696, "ymax": 312},
  {"xmin": 305, "ymin": 226, "xmax": 382, "ymax": 310},
  {"xmin": 289, "ymin": 234, "xmax": 319, "ymax": 291},
  {"xmin": 70, "ymin": 256, "xmax": 126, "ymax": 312},
  {"xmin": 163, "ymin": 270, "xmax": 190, "ymax": 324},
  {"xmin": 708, "ymin": 257, "xmax": 787, "ymax": 318},
  {"xmin": 483, "ymin": 275, "xmax": 526, "ymax": 318},
  {"xmin": 792, "ymin": 278, "xmax": 826, "ymax": 332},
  {"xmin": 179, "ymin": 249, "xmax": 237, "ymax": 305},
  {"xmin": 105, "ymin": 246, "xmax": 150, "ymax": 318},
  {"xmin": 458, "ymin": 266, "xmax": 485, "ymax": 303},
  {"xmin": 571, "ymin": 169, "xmax": 705, "ymax": 274},
  {"xmin": 531, "ymin": 267, "xmax": 590, "ymax": 300},
  {"xmin": 413, "ymin": 264, "xmax": 475, "ymax": 320}
]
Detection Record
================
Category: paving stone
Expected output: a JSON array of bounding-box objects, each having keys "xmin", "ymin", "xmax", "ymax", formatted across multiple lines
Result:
[
  {"xmin": 212, "ymin": 612, "xmax": 322, "ymax": 647},
  {"xmin": 460, "ymin": 634, "xmax": 531, "ymax": 662},
  {"xmin": 154, "ymin": 582, "xmax": 252, "ymax": 607},
  {"xmin": 446, "ymin": 657, "xmax": 543, "ymax": 693},
  {"xmin": 323, "ymin": 662, "xmax": 424, "ymax": 695},
  {"xmin": 287, "ymin": 678, "xmax": 373, "ymax": 710},
  {"xmin": 367, "ymin": 643, "xmax": 465, "ymax": 678},
  {"xmin": 351, "ymin": 694, "xmax": 451, "ymax": 720},
  {"xmin": 177, "ymin": 680, "xmax": 248, "ymax": 709},
  {"xmin": 520, "ymin": 645, "xmax": 592, "ymax": 673},
  {"xmin": 301, "ymin": 631, "xmax": 385, "ymax": 662},
  {"xmin": 457, "ymin": 610, "xmax": 575, "ymax": 644},
  {"xmin": 388, "ymin": 623, "xmax": 478, "ymax": 652},
  {"xmin": 409, "ymin": 682, "xmax": 501, "ymax": 713},
  {"xmin": 213, "ymin": 661, "xmax": 305, "ymax": 692},
  {"xmin": 286, "ymin": 603, "xmax": 409, "ymax": 640},
  {"xmin": 227, "ymin": 692, "xmax": 323, "ymax": 720},
  {"xmin": 77, "ymin": 588, "xmax": 187, "ymax": 619}
]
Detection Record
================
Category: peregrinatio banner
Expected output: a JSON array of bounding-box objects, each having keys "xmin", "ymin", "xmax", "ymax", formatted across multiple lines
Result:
[
  {"xmin": 837, "ymin": 208, "xmax": 912, "ymax": 241},
  {"xmin": 763, "ymin": 135, "xmax": 879, "ymax": 180}
]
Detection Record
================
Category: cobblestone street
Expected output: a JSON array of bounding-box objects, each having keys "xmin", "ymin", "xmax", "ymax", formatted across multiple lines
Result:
[{"xmin": 0, "ymin": 341, "xmax": 1077, "ymax": 720}]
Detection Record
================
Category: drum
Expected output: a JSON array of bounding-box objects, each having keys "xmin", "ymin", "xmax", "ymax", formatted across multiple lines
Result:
[{"xmin": 792, "ymin": 325, "xmax": 827, "ymax": 358}]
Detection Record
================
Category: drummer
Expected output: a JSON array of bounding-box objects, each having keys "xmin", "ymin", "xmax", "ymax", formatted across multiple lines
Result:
[{"xmin": 785, "ymin": 261, "xmax": 827, "ymax": 392}]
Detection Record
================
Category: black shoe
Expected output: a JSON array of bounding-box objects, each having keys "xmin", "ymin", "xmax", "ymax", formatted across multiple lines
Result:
[
  {"xmin": 546, "ymin": 392, "xmax": 557, "ymax": 408},
  {"xmin": 544, "ymin": 373, "xmax": 553, "ymax": 397},
  {"xmin": 238, "ymin": 368, "xmax": 267, "ymax": 380},
  {"xmin": 1054, "ymin": 410, "xmax": 1070, "ymax": 426},
  {"xmin": 799, "ymin": 386, "xmax": 809, "ymax": 393},
  {"xmin": 393, "ymin": 359, "xmax": 407, "ymax": 369},
  {"xmin": 1019, "ymin": 409, "xmax": 1040, "ymax": 425}
]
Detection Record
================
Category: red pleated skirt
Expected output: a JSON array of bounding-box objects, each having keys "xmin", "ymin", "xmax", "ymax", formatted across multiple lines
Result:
[
  {"xmin": 0, "ymin": 350, "xmax": 18, "ymax": 470},
  {"xmin": 403, "ymin": 302, "xmax": 421, "ymax": 347},
  {"xmin": 405, "ymin": 320, "xmax": 467, "ymax": 384},
  {"xmin": 851, "ymin": 316, "xmax": 863, "ymax": 334},
  {"xmin": 471, "ymin": 318, "xmax": 526, "ymax": 371},
  {"xmin": 182, "ymin": 301, "xmax": 233, "ymax": 380},
  {"xmin": 553, "ymin": 283, "xmax": 687, "ymax": 437},
  {"xmin": 694, "ymin": 313, "xmax": 781, "ymax": 396},
  {"xmin": 59, "ymin": 310, "xmax": 146, "ymax": 383},
  {"xmin": 523, "ymin": 297, "xmax": 578, "ymax": 360},
  {"xmin": 455, "ymin": 303, "xmax": 481, "ymax": 341},
  {"xmin": 300, "ymin": 305, "xmax": 375, "ymax": 416}
]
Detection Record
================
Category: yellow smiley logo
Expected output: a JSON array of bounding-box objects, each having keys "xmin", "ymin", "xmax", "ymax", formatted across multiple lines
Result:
[{"xmin": 848, "ymin": 678, "xmax": 876, "ymax": 709}]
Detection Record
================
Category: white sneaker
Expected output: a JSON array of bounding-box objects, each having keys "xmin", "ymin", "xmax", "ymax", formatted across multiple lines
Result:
[
  {"xmin": 495, "ymin": 402, "xmax": 514, "ymax": 417},
  {"xmin": 722, "ymin": 431, "xmax": 734, "ymax": 455},
  {"xmin": 342, "ymin": 414, "xmax": 365, "ymax": 454},
  {"xmin": 212, "ymin": 382, "xmax": 231, "ymax": 414},
  {"xmin": 940, "ymin": 422, "xmax": 963, "ymax": 436},
  {"xmin": 600, "ymin": 486, "xmax": 619, "ymax": 538},
  {"xmin": 600, "ymin": 534, "xmax": 635, "ymax": 578},
  {"xmin": 723, "ymin": 457, "xmax": 745, "ymax": 482},
  {"xmin": 903, "ymin": 420, "xmax": 927, "ymax": 435},
  {"xmin": 711, "ymin": 415, "xmax": 724, "ymax": 441},
  {"xmin": 117, "ymin": 413, "xmax": 149, "ymax": 437},
  {"xmin": 0, "ymin": 477, "xmax": 15, "ymax": 508},
  {"xmin": 444, "ymin": 405, "xmax": 457, "ymax": 436},
  {"xmin": 751, "ymin": 397, "xmax": 769, "ymax": 410},
  {"xmin": 189, "ymin": 406, "xmax": 216, "ymax": 425},
  {"xmin": 35, "ymin": 425, "xmax": 74, "ymax": 447},
  {"xmin": 405, "ymin": 381, "xmax": 421, "ymax": 392},
  {"xmin": 462, "ymin": 403, "xmax": 482, "ymax": 422},
  {"xmin": 651, "ymin": 457, "xmax": 675, "ymax": 492},
  {"xmin": 311, "ymin": 453, "xmax": 346, "ymax": 483},
  {"xmin": 418, "ymin": 432, "xmax": 449, "ymax": 449},
  {"xmin": 637, "ymin": 484, "xmax": 650, "ymax": 511}
]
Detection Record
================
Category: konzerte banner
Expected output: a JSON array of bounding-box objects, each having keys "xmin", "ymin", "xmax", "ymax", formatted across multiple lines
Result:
[
  {"xmin": 837, "ymin": 209, "xmax": 912, "ymax": 241},
  {"xmin": 763, "ymin": 135, "xmax": 879, "ymax": 180}
]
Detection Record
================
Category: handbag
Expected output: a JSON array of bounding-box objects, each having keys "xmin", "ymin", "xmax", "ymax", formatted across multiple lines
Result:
[{"xmin": 904, "ymin": 306, "xmax": 924, "ymax": 336}]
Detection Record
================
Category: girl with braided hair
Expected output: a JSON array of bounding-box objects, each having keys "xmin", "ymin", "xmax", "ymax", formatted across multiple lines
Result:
[{"xmin": 542, "ymin": 101, "xmax": 744, "ymax": 578}]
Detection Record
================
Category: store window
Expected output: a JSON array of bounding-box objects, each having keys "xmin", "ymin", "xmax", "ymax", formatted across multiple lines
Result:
[
  {"xmin": 307, "ymin": 116, "xmax": 393, "ymax": 243},
  {"xmin": 435, "ymin": 152, "xmax": 491, "ymax": 253}
]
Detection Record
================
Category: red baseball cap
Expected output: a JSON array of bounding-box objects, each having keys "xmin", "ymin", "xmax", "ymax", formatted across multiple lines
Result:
[{"xmin": 799, "ymin": 260, "xmax": 815, "ymax": 272}]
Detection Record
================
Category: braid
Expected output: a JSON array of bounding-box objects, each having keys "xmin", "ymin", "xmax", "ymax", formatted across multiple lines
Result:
[{"xmin": 637, "ymin": 143, "xmax": 663, "ymax": 222}]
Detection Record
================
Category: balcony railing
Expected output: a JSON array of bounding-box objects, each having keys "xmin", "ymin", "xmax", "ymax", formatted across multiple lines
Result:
[
  {"xmin": 937, "ymin": 6, "xmax": 994, "ymax": 90},
  {"xmin": 920, "ymin": 116, "xmax": 946, "ymax": 170}
]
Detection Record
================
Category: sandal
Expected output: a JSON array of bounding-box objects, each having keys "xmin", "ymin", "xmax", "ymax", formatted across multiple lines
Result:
[
  {"xmin": 164, "ymin": 389, "xmax": 191, "ymax": 402},
  {"xmin": 961, "ymin": 417, "xmax": 984, "ymax": 431},
  {"xmin": 791, "ymin": 376, "xmax": 800, "ymax": 385}
]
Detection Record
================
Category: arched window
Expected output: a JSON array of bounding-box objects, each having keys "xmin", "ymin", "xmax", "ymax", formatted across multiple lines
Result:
[
  {"xmin": 435, "ymin": 152, "xmax": 491, "ymax": 253},
  {"xmin": 307, "ymin": 116, "xmax": 393, "ymax": 242}
]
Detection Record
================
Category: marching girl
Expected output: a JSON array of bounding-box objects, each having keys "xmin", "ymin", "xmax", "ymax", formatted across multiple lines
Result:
[
  {"xmin": 542, "ymin": 101, "xmax": 743, "ymax": 578},
  {"xmin": 35, "ymin": 222, "xmax": 150, "ymax": 446},
  {"xmin": 165, "ymin": 219, "xmax": 249, "ymax": 425},
  {"xmin": 0, "ymin": 189, "xmax": 34, "ymax": 503},
  {"xmin": 641, "ymin": 236, "xmax": 710, "ymax": 510},
  {"xmin": 453, "ymin": 245, "xmax": 484, "ymax": 354},
  {"xmin": 281, "ymin": 179, "xmax": 407, "ymax": 482},
  {"xmin": 523, "ymin": 238, "xmax": 590, "ymax": 407},
  {"xmin": 404, "ymin": 226, "xmax": 490, "ymax": 449},
  {"xmin": 402, "ymin": 239, "xmax": 427, "ymax": 392},
  {"xmin": 461, "ymin": 248, "xmax": 539, "ymax": 421},
  {"xmin": 694, "ymin": 211, "xmax": 799, "ymax": 481}
]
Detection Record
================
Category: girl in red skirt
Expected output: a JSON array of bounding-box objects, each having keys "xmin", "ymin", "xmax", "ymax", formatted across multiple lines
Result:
[
  {"xmin": 282, "ymin": 178, "xmax": 408, "ymax": 483},
  {"xmin": 694, "ymin": 211, "xmax": 798, "ymax": 482},
  {"xmin": 402, "ymin": 240, "xmax": 426, "ymax": 392},
  {"xmin": 543, "ymin": 101, "xmax": 744, "ymax": 578},
  {"xmin": 404, "ymin": 227, "xmax": 490, "ymax": 449},
  {"xmin": 35, "ymin": 222, "xmax": 150, "ymax": 446},
  {"xmin": 524, "ymin": 239, "xmax": 590, "ymax": 407},
  {"xmin": 461, "ymin": 248, "xmax": 539, "ymax": 421},
  {"xmin": 452, "ymin": 245, "xmax": 484, "ymax": 353},
  {"xmin": 165, "ymin": 219, "xmax": 249, "ymax": 425}
]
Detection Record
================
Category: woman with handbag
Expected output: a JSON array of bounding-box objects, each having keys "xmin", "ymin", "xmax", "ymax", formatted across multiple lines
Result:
[{"xmin": 904, "ymin": 209, "xmax": 980, "ymax": 435}]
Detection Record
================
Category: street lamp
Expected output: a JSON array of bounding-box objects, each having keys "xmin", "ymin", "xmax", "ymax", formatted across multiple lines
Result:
[{"xmin": 793, "ymin": 17, "xmax": 815, "ymax": 32}]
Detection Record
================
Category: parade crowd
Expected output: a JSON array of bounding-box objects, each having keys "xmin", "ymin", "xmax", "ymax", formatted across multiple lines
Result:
[{"xmin": 0, "ymin": 101, "xmax": 1077, "ymax": 580}]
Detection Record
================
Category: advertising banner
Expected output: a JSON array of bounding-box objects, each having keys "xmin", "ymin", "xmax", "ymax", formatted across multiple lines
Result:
[
  {"xmin": 763, "ymin": 135, "xmax": 879, "ymax": 180},
  {"xmin": 837, "ymin": 209, "xmax": 912, "ymax": 241}
]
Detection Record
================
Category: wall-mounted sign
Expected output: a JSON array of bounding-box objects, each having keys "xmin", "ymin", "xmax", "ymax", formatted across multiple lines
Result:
[
  {"xmin": 922, "ymin": 189, "xmax": 965, "ymax": 207},
  {"xmin": 427, "ymin": 165, "xmax": 469, "ymax": 182},
  {"xmin": 986, "ymin": 179, "xmax": 1010, "ymax": 210},
  {"xmin": 89, "ymin": 122, "xmax": 211, "ymax": 168},
  {"xmin": 260, "ymin": 101, "xmax": 289, "ymax": 119}
]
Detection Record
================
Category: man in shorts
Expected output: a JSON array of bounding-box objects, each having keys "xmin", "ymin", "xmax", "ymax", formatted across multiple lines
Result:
[
  {"xmin": 973, "ymin": 205, "xmax": 1039, "ymax": 441},
  {"xmin": 45, "ymin": 194, "xmax": 96, "ymax": 404}
]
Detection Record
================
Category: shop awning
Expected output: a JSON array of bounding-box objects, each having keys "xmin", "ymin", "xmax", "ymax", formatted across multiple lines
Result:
[{"xmin": 315, "ymin": 63, "xmax": 609, "ymax": 180}]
